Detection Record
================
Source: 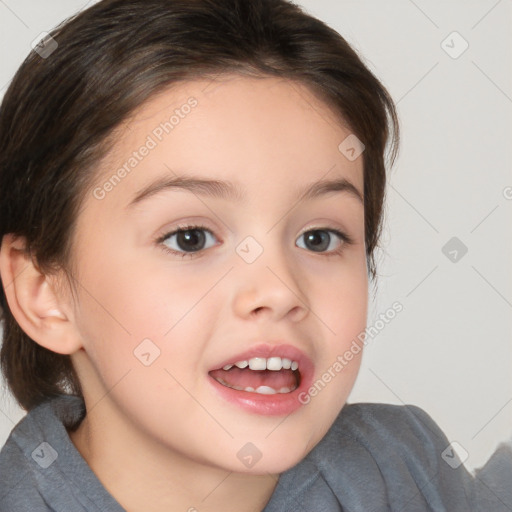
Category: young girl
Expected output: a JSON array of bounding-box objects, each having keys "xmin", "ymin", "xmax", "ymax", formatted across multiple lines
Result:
[{"xmin": 0, "ymin": 0, "xmax": 509, "ymax": 510}]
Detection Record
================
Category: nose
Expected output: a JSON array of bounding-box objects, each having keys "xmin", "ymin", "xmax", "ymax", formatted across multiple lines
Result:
[{"xmin": 231, "ymin": 240, "xmax": 309, "ymax": 323}]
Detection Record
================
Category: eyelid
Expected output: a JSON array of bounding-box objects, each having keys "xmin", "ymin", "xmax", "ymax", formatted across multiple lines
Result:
[
  {"xmin": 155, "ymin": 221, "xmax": 217, "ymax": 242},
  {"xmin": 299, "ymin": 224, "xmax": 354, "ymax": 245},
  {"xmin": 155, "ymin": 223, "xmax": 352, "ymax": 243},
  {"xmin": 156, "ymin": 224, "xmax": 217, "ymax": 244}
]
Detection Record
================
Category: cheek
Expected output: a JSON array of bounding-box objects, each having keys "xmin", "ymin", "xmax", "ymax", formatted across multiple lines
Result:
[
  {"xmin": 71, "ymin": 258, "xmax": 203, "ymax": 428},
  {"xmin": 72, "ymin": 248, "xmax": 213, "ymax": 383},
  {"xmin": 75, "ymin": 245, "xmax": 199, "ymax": 338},
  {"xmin": 314, "ymin": 249, "xmax": 369, "ymax": 342},
  {"xmin": 303, "ymin": 251, "xmax": 368, "ymax": 413}
]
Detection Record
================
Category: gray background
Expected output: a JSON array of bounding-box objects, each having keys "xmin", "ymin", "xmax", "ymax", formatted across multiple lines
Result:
[{"xmin": 0, "ymin": 0, "xmax": 510, "ymax": 471}]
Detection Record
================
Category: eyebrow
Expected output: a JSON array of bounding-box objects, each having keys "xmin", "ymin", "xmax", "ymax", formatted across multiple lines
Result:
[{"xmin": 126, "ymin": 173, "xmax": 363, "ymax": 208}]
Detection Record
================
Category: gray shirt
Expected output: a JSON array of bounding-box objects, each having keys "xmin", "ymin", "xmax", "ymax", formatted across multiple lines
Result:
[{"xmin": 0, "ymin": 394, "xmax": 510, "ymax": 511}]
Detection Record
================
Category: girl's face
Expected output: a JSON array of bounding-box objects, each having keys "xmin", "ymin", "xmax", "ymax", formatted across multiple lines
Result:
[{"xmin": 67, "ymin": 75, "xmax": 368, "ymax": 474}]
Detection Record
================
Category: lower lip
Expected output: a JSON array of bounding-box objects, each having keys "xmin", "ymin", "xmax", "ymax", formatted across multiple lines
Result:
[{"xmin": 208, "ymin": 370, "xmax": 314, "ymax": 416}]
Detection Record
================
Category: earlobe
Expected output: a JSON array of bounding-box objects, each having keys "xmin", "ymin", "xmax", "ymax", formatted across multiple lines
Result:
[{"xmin": 0, "ymin": 233, "xmax": 83, "ymax": 355}]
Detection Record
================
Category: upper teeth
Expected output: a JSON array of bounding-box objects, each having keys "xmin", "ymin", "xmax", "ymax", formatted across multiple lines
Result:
[{"xmin": 222, "ymin": 357, "xmax": 299, "ymax": 371}]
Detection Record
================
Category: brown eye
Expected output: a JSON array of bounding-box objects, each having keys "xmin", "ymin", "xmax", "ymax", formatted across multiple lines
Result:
[
  {"xmin": 296, "ymin": 228, "xmax": 349, "ymax": 254},
  {"xmin": 160, "ymin": 225, "xmax": 217, "ymax": 256},
  {"xmin": 175, "ymin": 229, "xmax": 206, "ymax": 252}
]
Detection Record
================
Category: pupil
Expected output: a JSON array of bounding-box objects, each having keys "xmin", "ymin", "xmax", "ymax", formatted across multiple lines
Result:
[
  {"xmin": 178, "ymin": 229, "xmax": 205, "ymax": 252},
  {"xmin": 306, "ymin": 230, "xmax": 329, "ymax": 252}
]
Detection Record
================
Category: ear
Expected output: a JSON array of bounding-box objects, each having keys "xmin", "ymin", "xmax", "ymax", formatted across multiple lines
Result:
[{"xmin": 0, "ymin": 233, "xmax": 83, "ymax": 355}]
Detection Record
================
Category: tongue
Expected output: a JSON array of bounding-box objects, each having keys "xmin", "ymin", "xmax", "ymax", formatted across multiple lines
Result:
[{"xmin": 209, "ymin": 367, "xmax": 297, "ymax": 390}]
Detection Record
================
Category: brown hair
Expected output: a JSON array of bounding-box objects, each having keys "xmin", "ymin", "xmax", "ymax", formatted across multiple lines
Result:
[{"xmin": 0, "ymin": 0, "xmax": 399, "ymax": 411}]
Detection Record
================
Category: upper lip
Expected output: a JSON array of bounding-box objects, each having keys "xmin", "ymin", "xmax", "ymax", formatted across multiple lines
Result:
[{"xmin": 208, "ymin": 343, "xmax": 314, "ymax": 375}]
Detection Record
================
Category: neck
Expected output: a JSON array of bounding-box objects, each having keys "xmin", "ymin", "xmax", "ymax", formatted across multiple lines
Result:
[{"xmin": 68, "ymin": 405, "xmax": 279, "ymax": 512}]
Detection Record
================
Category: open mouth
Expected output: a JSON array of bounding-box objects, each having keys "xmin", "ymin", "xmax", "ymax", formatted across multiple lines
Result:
[{"xmin": 208, "ymin": 356, "xmax": 301, "ymax": 395}]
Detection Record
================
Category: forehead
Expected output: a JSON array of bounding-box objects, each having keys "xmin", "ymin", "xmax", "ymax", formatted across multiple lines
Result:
[{"xmin": 92, "ymin": 74, "xmax": 364, "ymax": 208}]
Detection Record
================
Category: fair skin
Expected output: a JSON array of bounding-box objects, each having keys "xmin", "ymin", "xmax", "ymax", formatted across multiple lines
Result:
[{"xmin": 0, "ymin": 75, "xmax": 368, "ymax": 511}]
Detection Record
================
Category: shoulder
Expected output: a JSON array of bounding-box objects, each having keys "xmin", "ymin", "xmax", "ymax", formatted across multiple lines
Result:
[
  {"xmin": 0, "ymin": 394, "xmax": 123, "ymax": 511},
  {"xmin": 0, "ymin": 400, "xmax": 51, "ymax": 508},
  {"xmin": 473, "ymin": 435, "xmax": 512, "ymax": 511},
  {"xmin": 309, "ymin": 401, "xmax": 457, "ymax": 479},
  {"xmin": 301, "ymin": 402, "xmax": 478, "ymax": 511},
  {"xmin": 326, "ymin": 402, "xmax": 450, "ymax": 461},
  {"xmin": 0, "ymin": 394, "xmax": 87, "ymax": 510},
  {"xmin": 0, "ymin": 434, "xmax": 32, "ymax": 505}
]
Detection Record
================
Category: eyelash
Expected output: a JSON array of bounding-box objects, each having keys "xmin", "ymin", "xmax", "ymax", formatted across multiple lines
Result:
[{"xmin": 155, "ymin": 224, "xmax": 354, "ymax": 259}]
